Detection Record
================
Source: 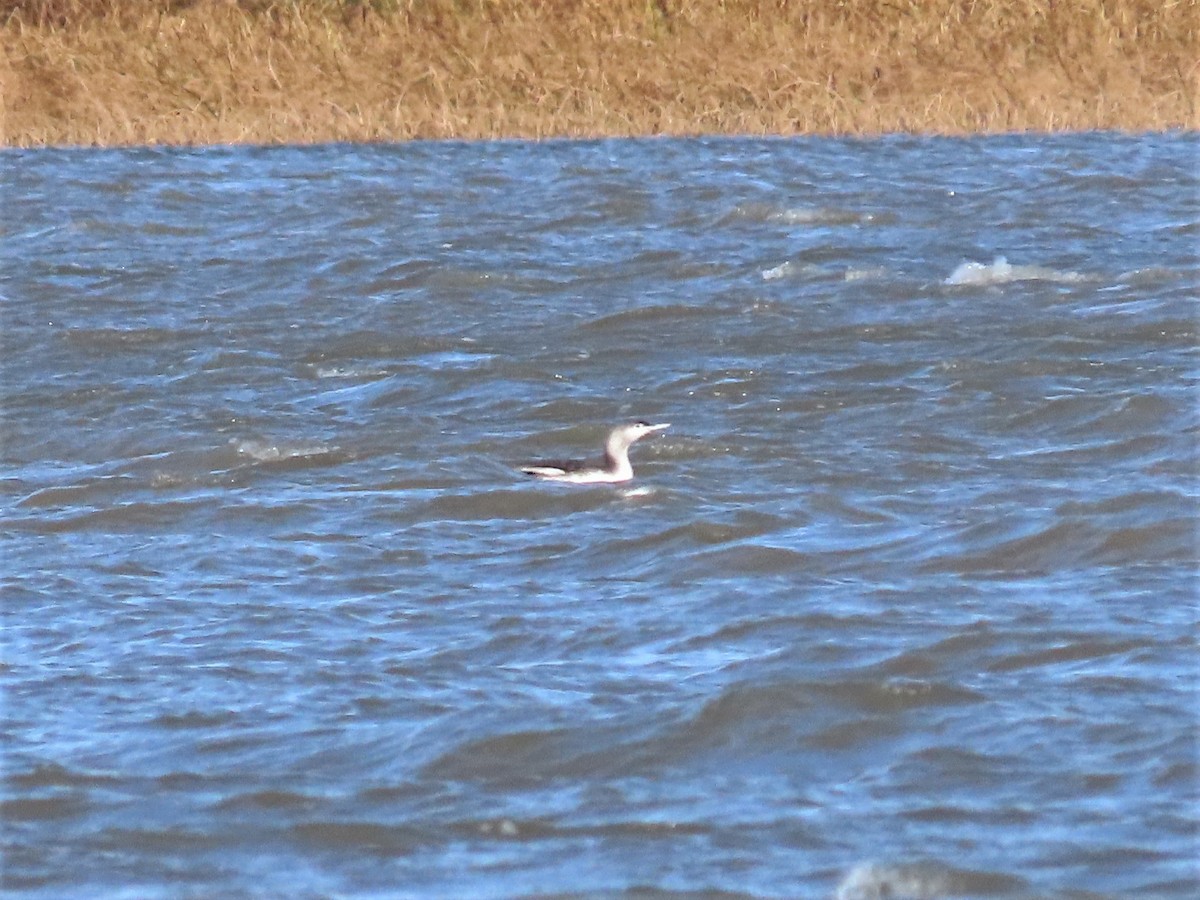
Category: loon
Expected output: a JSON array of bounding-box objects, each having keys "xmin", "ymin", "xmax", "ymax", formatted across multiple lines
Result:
[{"xmin": 520, "ymin": 421, "xmax": 670, "ymax": 484}]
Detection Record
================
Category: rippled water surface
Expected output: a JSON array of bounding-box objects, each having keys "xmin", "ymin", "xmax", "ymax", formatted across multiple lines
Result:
[{"xmin": 3, "ymin": 133, "xmax": 1198, "ymax": 898}]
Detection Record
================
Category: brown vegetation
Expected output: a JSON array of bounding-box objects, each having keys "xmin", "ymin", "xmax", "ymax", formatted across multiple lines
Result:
[{"xmin": 1, "ymin": 0, "xmax": 1196, "ymax": 146}]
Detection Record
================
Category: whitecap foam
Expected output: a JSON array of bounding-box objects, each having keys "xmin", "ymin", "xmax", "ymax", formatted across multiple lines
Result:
[
  {"xmin": 731, "ymin": 203, "xmax": 873, "ymax": 226},
  {"xmin": 762, "ymin": 261, "xmax": 797, "ymax": 281},
  {"xmin": 232, "ymin": 438, "xmax": 336, "ymax": 463},
  {"xmin": 312, "ymin": 365, "xmax": 389, "ymax": 379},
  {"xmin": 836, "ymin": 861, "xmax": 959, "ymax": 900},
  {"xmin": 771, "ymin": 207, "xmax": 862, "ymax": 225},
  {"xmin": 762, "ymin": 260, "xmax": 825, "ymax": 281},
  {"xmin": 619, "ymin": 485, "xmax": 660, "ymax": 500},
  {"xmin": 836, "ymin": 859, "xmax": 1024, "ymax": 899},
  {"xmin": 945, "ymin": 256, "xmax": 1085, "ymax": 286},
  {"xmin": 844, "ymin": 266, "xmax": 890, "ymax": 282},
  {"xmin": 150, "ymin": 471, "xmax": 186, "ymax": 489}
]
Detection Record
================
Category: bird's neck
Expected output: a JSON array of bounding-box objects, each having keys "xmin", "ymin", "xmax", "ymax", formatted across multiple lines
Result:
[{"xmin": 603, "ymin": 446, "xmax": 633, "ymax": 479}]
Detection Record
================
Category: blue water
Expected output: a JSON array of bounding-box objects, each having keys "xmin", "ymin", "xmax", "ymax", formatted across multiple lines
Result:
[{"xmin": 2, "ymin": 132, "xmax": 1197, "ymax": 898}]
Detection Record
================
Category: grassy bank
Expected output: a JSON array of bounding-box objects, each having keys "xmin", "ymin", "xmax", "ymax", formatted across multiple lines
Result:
[{"xmin": 1, "ymin": 0, "xmax": 1195, "ymax": 146}]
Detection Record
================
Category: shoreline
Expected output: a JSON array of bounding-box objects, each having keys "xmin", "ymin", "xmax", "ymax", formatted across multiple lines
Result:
[{"xmin": 2, "ymin": 0, "xmax": 1196, "ymax": 148}]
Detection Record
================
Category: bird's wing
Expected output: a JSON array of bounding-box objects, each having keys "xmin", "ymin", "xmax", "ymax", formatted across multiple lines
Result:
[{"xmin": 520, "ymin": 457, "xmax": 590, "ymax": 476}]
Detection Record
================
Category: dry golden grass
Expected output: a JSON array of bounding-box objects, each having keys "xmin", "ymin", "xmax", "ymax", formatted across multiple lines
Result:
[{"xmin": 1, "ymin": 0, "xmax": 1196, "ymax": 146}]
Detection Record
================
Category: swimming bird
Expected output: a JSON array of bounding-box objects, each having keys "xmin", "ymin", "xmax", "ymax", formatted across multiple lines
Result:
[{"xmin": 520, "ymin": 421, "xmax": 670, "ymax": 484}]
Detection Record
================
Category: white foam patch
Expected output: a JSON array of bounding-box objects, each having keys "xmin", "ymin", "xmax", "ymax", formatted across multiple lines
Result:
[
  {"xmin": 232, "ymin": 438, "xmax": 335, "ymax": 463},
  {"xmin": 771, "ymin": 206, "xmax": 873, "ymax": 226},
  {"xmin": 771, "ymin": 207, "xmax": 831, "ymax": 224},
  {"xmin": 761, "ymin": 261, "xmax": 797, "ymax": 281},
  {"xmin": 313, "ymin": 365, "xmax": 389, "ymax": 379},
  {"xmin": 835, "ymin": 859, "xmax": 1023, "ymax": 899},
  {"xmin": 844, "ymin": 266, "xmax": 890, "ymax": 282},
  {"xmin": 835, "ymin": 861, "xmax": 957, "ymax": 900},
  {"xmin": 150, "ymin": 471, "xmax": 186, "ymax": 489},
  {"xmin": 731, "ymin": 203, "xmax": 874, "ymax": 226},
  {"xmin": 945, "ymin": 255, "xmax": 1085, "ymax": 286},
  {"xmin": 619, "ymin": 485, "xmax": 659, "ymax": 500}
]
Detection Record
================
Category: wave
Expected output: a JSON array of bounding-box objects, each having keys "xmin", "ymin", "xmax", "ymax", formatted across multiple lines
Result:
[
  {"xmin": 761, "ymin": 260, "xmax": 819, "ymax": 281},
  {"xmin": 727, "ymin": 203, "xmax": 881, "ymax": 227},
  {"xmin": 836, "ymin": 859, "xmax": 1026, "ymax": 899},
  {"xmin": 944, "ymin": 256, "xmax": 1086, "ymax": 286},
  {"xmin": 230, "ymin": 438, "xmax": 340, "ymax": 464}
]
